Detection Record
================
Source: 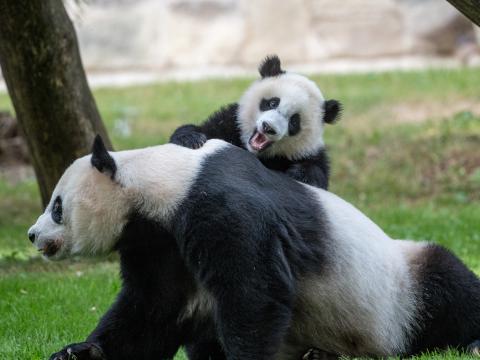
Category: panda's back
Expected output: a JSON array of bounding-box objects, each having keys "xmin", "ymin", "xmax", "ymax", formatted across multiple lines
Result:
[{"xmin": 197, "ymin": 142, "xmax": 321, "ymax": 214}]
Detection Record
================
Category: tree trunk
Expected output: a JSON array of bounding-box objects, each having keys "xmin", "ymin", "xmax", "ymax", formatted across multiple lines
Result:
[
  {"xmin": 0, "ymin": 0, "xmax": 112, "ymax": 207},
  {"xmin": 446, "ymin": 0, "xmax": 480, "ymax": 27}
]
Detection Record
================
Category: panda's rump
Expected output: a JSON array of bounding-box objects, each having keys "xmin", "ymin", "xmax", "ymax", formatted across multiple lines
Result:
[{"xmin": 276, "ymin": 189, "xmax": 421, "ymax": 357}]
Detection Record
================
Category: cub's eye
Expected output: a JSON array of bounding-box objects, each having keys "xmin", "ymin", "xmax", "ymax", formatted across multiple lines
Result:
[
  {"xmin": 288, "ymin": 113, "xmax": 301, "ymax": 136},
  {"xmin": 259, "ymin": 97, "xmax": 280, "ymax": 111},
  {"xmin": 51, "ymin": 196, "xmax": 63, "ymax": 224}
]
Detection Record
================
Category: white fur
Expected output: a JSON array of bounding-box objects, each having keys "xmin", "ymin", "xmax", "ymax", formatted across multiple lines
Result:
[
  {"xmin": 28, "ymin": 140, "xmax": 228, "ymax": 258},
  {"xmin": 277, "ymin": 188, "xmax": 424, "ymax": 358},
  {"xmin": 237, "ymin": 73, "xmax": 326, "ymax": 160}
]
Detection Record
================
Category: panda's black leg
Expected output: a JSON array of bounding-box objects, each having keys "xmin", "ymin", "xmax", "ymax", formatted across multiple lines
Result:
[
  {"xmin": 302, "ymin": 347, "xmax": 339, "ymax": 360},
  {"xmin": 467, "ymin": 340, "xmax": 480, "ymax": 356},
  {"xmin": 181, "ymin": 225, "xmax": 295, "ymax": 359}
]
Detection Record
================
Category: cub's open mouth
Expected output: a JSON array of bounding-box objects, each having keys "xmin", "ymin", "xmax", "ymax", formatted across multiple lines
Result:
[
  {"xmin": 39, "ymin": 240, "xmax": 61, "ymax": 257},
  {"xmin": 249, "ymin": 130, "xmax": 273, "ymax": 152}
]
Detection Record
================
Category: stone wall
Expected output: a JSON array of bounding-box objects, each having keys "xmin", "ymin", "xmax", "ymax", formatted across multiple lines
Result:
[{"xmin": 67, "ymin": 0, "xmax": 479, "ymax": 71}]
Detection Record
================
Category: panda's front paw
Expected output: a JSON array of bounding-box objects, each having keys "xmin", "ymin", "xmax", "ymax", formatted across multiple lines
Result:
[
  {"xmin": 171, "ymin": 132, "xmax": 207, "ymax": 150},
  {"xmin": 49, "ymin": 342, "xmax": 106, "ymax": 360}
]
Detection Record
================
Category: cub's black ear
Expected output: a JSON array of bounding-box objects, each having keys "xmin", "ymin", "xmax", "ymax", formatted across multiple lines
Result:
[
  {"xmin": 323, "ymin": 99, "xmax": 342, "ymax": 124},
  {"xmin": 91, "ymin": 134, "xmax": 116, "ymax": 179},
  {"xmin": 259, "ymin": 55, "xmax": 285, "ymax": 78}
]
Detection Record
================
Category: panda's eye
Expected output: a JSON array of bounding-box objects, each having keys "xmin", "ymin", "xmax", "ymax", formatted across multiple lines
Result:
[
  {"xmin": 288, "ymin": 113, "xmax": 301, "ymax": 136},
  {"xmin": 51, "ymin": 196, "xmax": 63, "ymax": 224},
  {"xmin": 260, "ymin": 97, "xmax": 280, "ymax": 111}
]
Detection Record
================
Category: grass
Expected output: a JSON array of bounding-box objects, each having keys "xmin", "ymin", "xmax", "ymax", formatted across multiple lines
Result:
[{"xmin": 0, "ymin": 67, "xmax": 479, "ymax": 359}]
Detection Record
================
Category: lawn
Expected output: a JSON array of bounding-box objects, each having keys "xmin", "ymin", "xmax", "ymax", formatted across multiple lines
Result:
[{"xmin": 0, "ymin": 67, "xmax": 479, "ymax": 359}]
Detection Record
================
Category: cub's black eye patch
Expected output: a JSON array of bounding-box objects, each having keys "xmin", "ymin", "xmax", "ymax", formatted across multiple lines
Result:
[
  {"xmin": 259, "ymin": 97, "xmax": 280, "ymax": 112},
  {"xmin": 288, "ymin": 113, "xmax": 301, "ymax": 136},
  {"xmin": 51, "ymin": 196, "xmax": 63, "ymax": 224}
]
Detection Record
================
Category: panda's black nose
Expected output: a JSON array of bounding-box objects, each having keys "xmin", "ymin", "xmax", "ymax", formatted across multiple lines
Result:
[
  {"xmin": 262, "ymin": 122, "xmax": 276, "ymax": 135},
  {"xmin": 28, "ymin": 232, "xmax": 35, "ymax": 243}
]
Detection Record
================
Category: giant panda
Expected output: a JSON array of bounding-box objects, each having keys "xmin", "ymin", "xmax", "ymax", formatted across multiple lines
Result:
[
  {"xmin": 170, "ymin": 55, "xmax": 341, "ymax": 190},
  {"xmin": 29, "ymin": 136, "xmax": 480, "ymax": 360}
]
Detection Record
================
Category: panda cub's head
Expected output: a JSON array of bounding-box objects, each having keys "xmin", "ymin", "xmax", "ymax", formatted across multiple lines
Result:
[{"xmin": 238, "ymin": 55, "xmax": 341, "ymax": 160}]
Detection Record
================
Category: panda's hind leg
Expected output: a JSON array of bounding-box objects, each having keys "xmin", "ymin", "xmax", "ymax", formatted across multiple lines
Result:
[
  {"xmin": 467, "ymin": 340, "xmax": 480, "ymax": 356},
  {"xmin": 302, "ymin": 348, "xmax": 339, "ymax": 360}
]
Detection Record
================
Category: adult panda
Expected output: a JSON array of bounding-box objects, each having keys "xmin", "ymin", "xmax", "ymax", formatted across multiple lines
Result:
[
  {"xmin": 170, "ymin": 55, "xmax": 341, "ymax": 190},
  {"xmin": 30, "ymin": 137, "xmax": 480, "ymax": 360}
]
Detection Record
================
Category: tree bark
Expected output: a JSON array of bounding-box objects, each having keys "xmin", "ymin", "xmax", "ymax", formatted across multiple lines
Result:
[
  {"xmin": 446, "ymin": 0, "xmax": 480, "ymax": 27},
  {"xmin": 0, "ymin": 0, "xmax": 112, "ymax": 207}
]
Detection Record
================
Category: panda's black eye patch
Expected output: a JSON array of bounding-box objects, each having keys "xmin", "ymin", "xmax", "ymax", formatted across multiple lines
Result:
[
  {"xmin": 259, "ymin": 97, "xmax": 280, "ymax": 112},
  {"xmin": 288, "ymin": 113, "xmax": 301, "ymax": 136},
  {"xmin": 51, "ymin": 196, "xmax": 63, "ymax": 224}
]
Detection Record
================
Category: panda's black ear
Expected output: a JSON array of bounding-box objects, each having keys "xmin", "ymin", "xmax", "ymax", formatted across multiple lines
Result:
[
  {"xmin": 323, "ymin": 99, "xmax": 342, "ymax": 124},
  {"xmin": 91, "ymin": 134, "xmax": 116, "ymax": 179},
  {"xmin": 259, "ymin": 55, "xmax": 285, "ymax": 78}
]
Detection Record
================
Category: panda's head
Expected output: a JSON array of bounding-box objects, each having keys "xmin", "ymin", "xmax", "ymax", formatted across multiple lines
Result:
[
  {"xmin": 28, "ymin": 136, "xmax": 225, "ymax": 260},
  {"xmin": 27, "ymin": 136, "xmax": 131, "ymax": 260},
  {"xmin": 238, "ymin": 55, "xmax": 341, "ymax": 160}
]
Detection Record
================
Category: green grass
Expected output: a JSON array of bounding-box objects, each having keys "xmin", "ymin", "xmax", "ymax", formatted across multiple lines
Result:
[{"xmin": 0, "ymin": 67, "xmax": 479, "ymax": 359}]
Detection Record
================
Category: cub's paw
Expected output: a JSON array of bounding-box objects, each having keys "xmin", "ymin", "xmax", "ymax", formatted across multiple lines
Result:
[
  {"xmin": 49, "ymin": 342, "xmax": 105, "ymax": 360},
  {"xmin": 171, "ymin": 132, "xmax": 207, "ymax": 149},
  {"xmin": 302, "ymin": 348, "xmax": 338, "ymax": 360}
]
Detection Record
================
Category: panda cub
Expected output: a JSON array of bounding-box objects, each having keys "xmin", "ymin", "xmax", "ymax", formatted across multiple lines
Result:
[
  {"xmin": 31, "ymin": 136, "xmax": 480, "ymax": 360},
  {"xmin": 170, "ymin": 55, "xmax": 341, "ymax": 190}
]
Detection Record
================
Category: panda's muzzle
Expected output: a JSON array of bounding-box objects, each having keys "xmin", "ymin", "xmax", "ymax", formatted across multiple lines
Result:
[
  {"xmin": 38, "ymin": 239, "xmax": 62, "ymax": 257},
  {"xmin": 249, "ymin": 130, "xmax": 273, "ymax": 152}
]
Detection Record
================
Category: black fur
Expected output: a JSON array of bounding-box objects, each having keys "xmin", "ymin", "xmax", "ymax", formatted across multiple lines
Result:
[
  {"xmin": 91, "ymin": 135, "xmax": 116, "ymax": 179},
  {"xmin": 258, "ymin": 55, "xmax": 285, "ymax": 78},
  {"xmin": 323, "ymin": 100, "xmax": 341, "ymax": 124},
  {"xmin": 408, "ymin": 244, "xmax": 480, "ymax": 355},
  {"xmin": 259, "ymin": 97, "xmax": 280, "ymax": 111},
  {"xmin": 261, "ymin": 148, "xmax": 330, "ymax": 189},
  {"xmin": 288, "ymin": 113, "xmax": 301, "ymax": 136}
]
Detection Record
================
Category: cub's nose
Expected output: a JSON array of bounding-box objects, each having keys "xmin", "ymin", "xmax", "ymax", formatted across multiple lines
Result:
[
  {"xmin": 28, "ymin": 231, "xmax": 36, "ymax": 243},
  {"xmin": 262, "ymin": 122, "xmax": 276, "ymax": 135}
]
